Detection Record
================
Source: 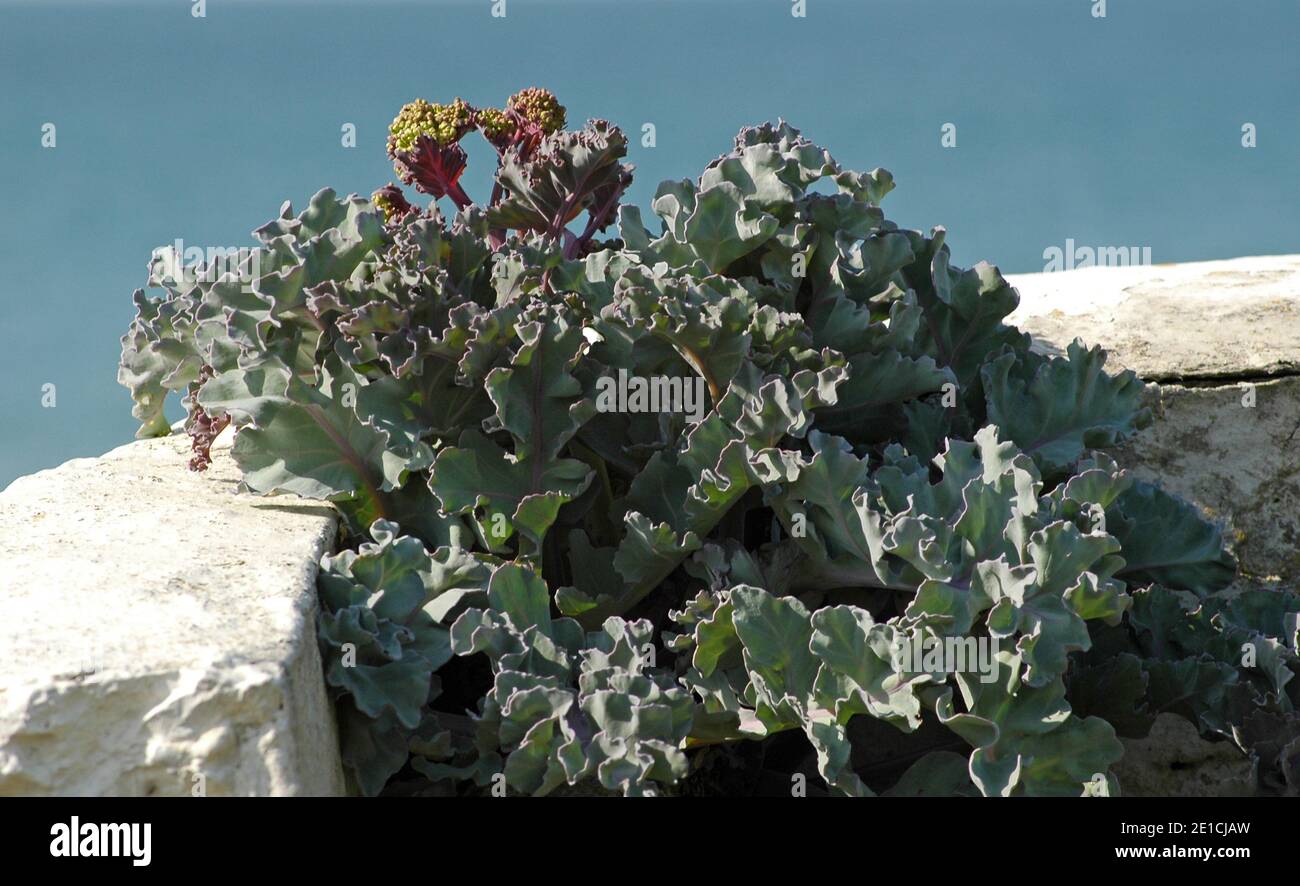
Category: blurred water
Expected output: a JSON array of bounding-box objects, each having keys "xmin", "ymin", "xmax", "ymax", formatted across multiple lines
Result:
[{"xmin": 0, "ymin": 0, "xmax": 1296, "ymax": 487}]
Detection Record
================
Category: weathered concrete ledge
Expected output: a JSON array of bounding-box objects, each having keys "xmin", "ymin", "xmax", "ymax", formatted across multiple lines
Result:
[
  {"xmin": 0, "ymin": 431, "xmax": 346, "ymax": 796},
  {"xmin": 1008, "ymin": 254, "xmax": 1300, "ymax": 382},
  {"xmin": 1008, "ymin": 254, "xmax": 1300, "ymax": 587}
]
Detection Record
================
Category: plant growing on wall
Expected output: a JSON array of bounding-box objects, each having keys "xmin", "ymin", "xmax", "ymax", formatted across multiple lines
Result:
[{"xmin": 120, "ymin": 89, "xmax": 1300, "ymax": 797}]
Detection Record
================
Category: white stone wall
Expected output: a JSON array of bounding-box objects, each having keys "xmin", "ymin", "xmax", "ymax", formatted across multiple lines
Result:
[
  {"xmin": 0, "ymin": 431, "xmax": 347, "ymax": 796},
  {"xmin": 1010, "ymin": 254, "xmax": 1300, "ymax": 588}
]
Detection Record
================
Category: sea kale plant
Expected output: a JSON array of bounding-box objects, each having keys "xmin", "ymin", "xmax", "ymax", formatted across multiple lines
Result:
[{"xmin": 120, "ymin": 89, "xmax": 1300, "ymax": 797}]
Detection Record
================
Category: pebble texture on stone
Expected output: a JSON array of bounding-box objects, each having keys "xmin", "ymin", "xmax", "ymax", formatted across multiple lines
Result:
[
  {"xmin": 0, "ymin": 431, "xmax": 346, "ymax": 796},
  {"xmin": 1113, "ymin": 714, "xmax": 1255, "ymax": 798}
]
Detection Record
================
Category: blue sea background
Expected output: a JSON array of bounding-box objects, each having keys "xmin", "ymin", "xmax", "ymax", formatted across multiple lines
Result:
[{"xmin": 0, "ymin": 0, "xmax": 1296, "ymax": 488}]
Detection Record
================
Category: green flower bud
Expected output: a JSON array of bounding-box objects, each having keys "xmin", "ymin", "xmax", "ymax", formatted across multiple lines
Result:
[
  {"xmin": 477, "ymin": 107, "xmax": 515, "ymax": 142},
  {"xmin": 506, "ymin": 88, "xmax": 566, "ymax": 135},
  {"xmin": 371, "ymin": 184, "xmax": 413, "ymax": 223},
  {"xmin": 388, "ymin": 97, "xmax": 477, "ymax": 153}
]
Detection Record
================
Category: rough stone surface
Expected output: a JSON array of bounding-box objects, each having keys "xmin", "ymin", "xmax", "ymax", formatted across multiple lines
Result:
[
  {"xmin": 0, "ymin": 431, "xmax": 347, "ymax": 796},
  {"xmin": 1007, "ymin": 254, "xmax": 1300, "ymax": 381},
  {"xmin": 1010, "ymin": 254, "xmax": 1300, "ymax": 586},
  {"xmin": 1114, "ymin": 714, "xmax": 1255, "ymax": 797},
  {"xmin": 1113, "ymin": 379, "xmax": 1300, "ymax": 585}
]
